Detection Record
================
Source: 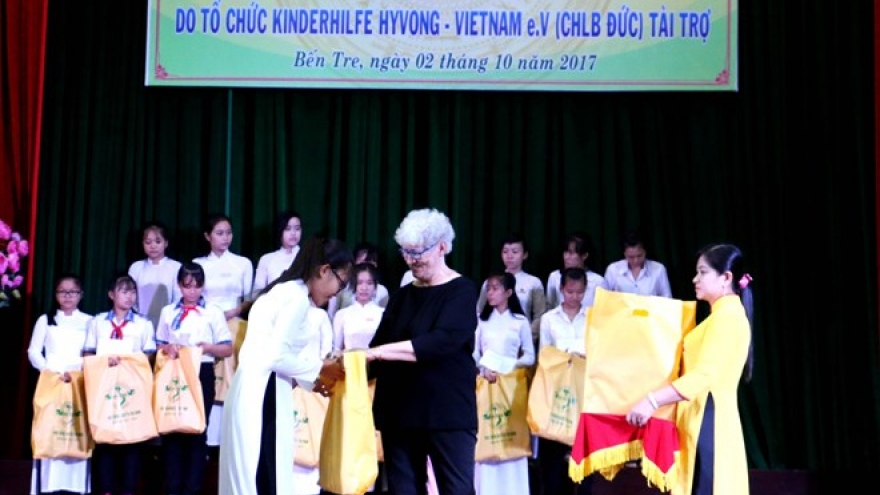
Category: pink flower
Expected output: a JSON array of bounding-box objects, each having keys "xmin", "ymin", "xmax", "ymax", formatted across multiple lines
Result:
[
  {"xmin": 0, "ymin": 253, "xmax": 6, "ymax": 274},
  {"xmin": 9, "ymin": 275, "xmax": 23, "ymax": 289},
  {"xmin": 6, "ymin": 240, "xmax": 17, "ymax": 256},
  {"xmin": 17, "ymin": 240, "xmax": 29, "ymax": 256},
  {"xmin": 6, "ymin": 253, "xmax": 19, "ymax": 273},
  {"xmin": 0, "ymin": 221, "xmax": 10, "ymax": 241},
  {"xmin": 1, "ymin": 274, "xmax": 8, "ymax": 289}
]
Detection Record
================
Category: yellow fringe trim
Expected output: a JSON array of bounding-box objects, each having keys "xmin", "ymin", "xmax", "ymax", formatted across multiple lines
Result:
[
  {"xmin": 568, "ymin": 440, "xmax": 680, "ymax": 493},
  {"xmin": 640, "ymin": 450, "xmax": 680, "ymax": 493}
]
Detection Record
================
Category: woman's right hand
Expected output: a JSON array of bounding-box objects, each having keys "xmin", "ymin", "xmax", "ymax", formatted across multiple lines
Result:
[
  {"xmin": 162, "ymin": 344, "xmax": 179, "ymax": 359},
  {"xmin": 60, "ymin": 372, "xmax": 72, "ymax": 383},
  {"xmin": 482, "ymin": 369, "xmax": 499, "ymax": 383}
]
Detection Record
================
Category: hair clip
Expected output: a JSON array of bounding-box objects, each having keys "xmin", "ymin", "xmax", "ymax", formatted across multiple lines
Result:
[{"xmin": 738, "ymin": 273, "xmax": 753, "ymax": 289}]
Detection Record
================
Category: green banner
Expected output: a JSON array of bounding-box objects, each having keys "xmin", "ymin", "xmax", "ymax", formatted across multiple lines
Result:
[{"xmin": 145, "ymin": 0, "xmax": 737, "ymax": 91}]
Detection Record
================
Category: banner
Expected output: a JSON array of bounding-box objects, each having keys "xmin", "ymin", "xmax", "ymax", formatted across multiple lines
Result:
[{"xmin": 145, "ymin": 0, "xmax": 737, "ymax": 91}]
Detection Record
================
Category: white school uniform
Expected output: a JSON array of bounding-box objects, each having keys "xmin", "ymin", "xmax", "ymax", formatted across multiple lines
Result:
[
  {"xmin": 472, "ymin": 309, "xmax": 534, "ymax": 495},
  {"xmin": 194, "ymin": 250, "xmax": 253, "ymax": 445},
  {"xmin": 253, "ymin": 246, "xmax": 300, "ymax": 295},
  {"xmin": 83, "ymin": 310, "xmax": 156, "ymax": 357},
  {"xmin": 27, "ymin": 310, "xmax": 92, "ymax": 495},
  {"xmin": 218, "ymin": 280, "xmax": 324, "ymax": 495},
  {"xmin": 331, "ymin": 300, "xmax": 385, "ymax": 352},
  {"xmin": 193, "ymin": 251, "xmax": 254, "ymax": 312},
  {"xmin": 154, "ymin": 298, "xmax": 232, "ymax": 362},
  {"xmin": 476, "ymin": 271, "xmax": 545, "ymax": 322},
  {"xmin": 601, "ymin": 259, "xmax": 672, "ymax": 297},
  {"xmin": 545, "ymin": 269, "xmax": 605, "ymax": 309},
  {"xmin": 538, "ymin": 304, "xmax": 589, "ymax": 356},
  {"xmin": 128, "ymin": 257, "xmax": 183, "ymax": 330},
  {"xmin": 292, "ymin": 306, "xmax": 334, "ymax": 495}
]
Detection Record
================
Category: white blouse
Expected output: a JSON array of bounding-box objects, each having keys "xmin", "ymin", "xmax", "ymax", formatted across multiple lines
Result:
[
  {"xmin": 538, "ymin": 304, "xmax": 589, "ymax": 356},
  {"xmin": 83, "ymin": 310, "xmax": 156, "ymax": 356},
  {"xmin": 155, "ymin": 300, "xmax": 232, "ymax": 363},
  {"xmin": 193, "ymin": 251, "xmax": 254, "ymax": 311},
  {"xmin": 129, "ymin": 257, "xmax": 183, "ymax": 328},
  {"xmin": 27, "ymin": 310, "xmax": 92, "ymax": 372},
  {"xmin": 331, "ymin": 301, "xmax": 385, "ymax": 352},
  {"xmin": 253, "ymin": 246, "xmax": 300, "ymax": 294},
  {"xmin": 473, "ymin": 309, "xmax": 535, "ymax": 372}
]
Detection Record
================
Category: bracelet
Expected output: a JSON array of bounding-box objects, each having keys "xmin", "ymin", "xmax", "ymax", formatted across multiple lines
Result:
[{"xmin": 647, "ymin": 392, "xmax": 659, "ymax": 410}]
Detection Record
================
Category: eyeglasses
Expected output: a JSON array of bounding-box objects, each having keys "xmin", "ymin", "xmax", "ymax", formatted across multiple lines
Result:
[
  {"xmin": 331, "ymin": 269, "xmax": 349, "ymax": 293},
  {"xmin": 399, "ymin": 241, "xmax": 438, "ymax": 261},
  {"xmin": 56, "ymin": 290, "xmax": 82, "ymax": 297}
]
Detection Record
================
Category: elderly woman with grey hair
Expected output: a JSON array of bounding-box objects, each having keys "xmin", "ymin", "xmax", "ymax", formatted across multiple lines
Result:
[{"xmin": 366, "ymin": 208, "xmax": 479, "ymax": 495}]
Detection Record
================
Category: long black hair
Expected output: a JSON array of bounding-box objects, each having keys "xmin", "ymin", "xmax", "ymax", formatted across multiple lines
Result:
[
  {"xmin": 261, "ymin": 236, "xmax": 353, "ymax": 296},
  {"xmin": 480, "ymin": 272, "xmax": 526, "ymax": 321}
]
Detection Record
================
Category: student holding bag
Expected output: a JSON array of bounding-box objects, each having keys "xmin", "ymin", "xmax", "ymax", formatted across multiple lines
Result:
[
  {"xmin": 27, "ymin": 273, "xmax": 92, "ymax": 495},
  {"xmin": 473, "ymin": 271, "xmax": 535, "ymax": 495},
  {"xmin": 155, "ymin": 262, "xmax": 232, "ymax": 495},
  {"xmin": 83, "ymin": 272, "xmax": 157, "ymax": 495}
]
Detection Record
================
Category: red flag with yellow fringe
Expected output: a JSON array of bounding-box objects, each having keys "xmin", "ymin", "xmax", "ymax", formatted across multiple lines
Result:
[{"xmin": 569, "ymin": 288, "xmax": 695, "ymax": 492}]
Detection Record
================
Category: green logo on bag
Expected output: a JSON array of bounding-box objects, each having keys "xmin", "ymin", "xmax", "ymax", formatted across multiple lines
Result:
[
  {"xmin": 293, "ymin": 409, "xmax": 309, "ymax": 428},
  {"xmin": 553, "ymin": 387, "xmax": 576, "ymax": 411},
  {"xmin": 482, "ymin": 403, "xmax": 511, "ymax": 427},
  {"xmin": 164, "ymin": 378, "xmax": 189, "ymax": 401},
  {"xmin": 105, "ymin": 384, "xmax": 136, "ymax": 407},
  {"xmin": 54, "ymin": 401, "xmax": 82, "ymax": 426}
]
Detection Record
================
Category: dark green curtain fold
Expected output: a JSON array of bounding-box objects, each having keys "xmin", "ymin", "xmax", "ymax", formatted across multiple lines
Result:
[{"xmin": 13, "ymin": 0, "xmax": 879, "ymax": 474}]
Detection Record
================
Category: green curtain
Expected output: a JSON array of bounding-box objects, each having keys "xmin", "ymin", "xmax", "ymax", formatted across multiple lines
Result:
[{"xmin": 14, "ymin": 0, "xmax": 879, "ymax": 473}]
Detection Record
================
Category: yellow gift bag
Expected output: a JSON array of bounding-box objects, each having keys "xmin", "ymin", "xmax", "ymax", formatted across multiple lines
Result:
[
  {"xmin": 293, "ymin": 386, "xmax": 329, "ymax": 468},
  {"xmin": 214, "ymin": 318, "xmax": 245, "ymax": 402},
  {"xmin": 153, "ymin": 347, "xmax": 206, "ymax": 434},
  {"xmin": 84, "ymin": 353, "xmax": 158, "ymax": 444},
  {"xmin": 569, "ymin": 287, "xmax": 696, "ymax": 490},
  {"xmin": 475, "ymin": 368, "xmax": 532, "ymax": 462},
  {"xmin": 31, "ymin": 370, "xmax": 94, "ymax": 459},
  {"xmin": 527, "ymin": 346, "xmax": 586, "ymax": 446},
  {"xmin": 319, "ymin": 351, "xmax": 378, "ymax": 495}
]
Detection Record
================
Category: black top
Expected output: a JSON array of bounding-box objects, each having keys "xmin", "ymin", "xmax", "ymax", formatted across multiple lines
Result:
[{"xmin": 369, "ymin": 276, "xmax": 479, "ymax": 431}]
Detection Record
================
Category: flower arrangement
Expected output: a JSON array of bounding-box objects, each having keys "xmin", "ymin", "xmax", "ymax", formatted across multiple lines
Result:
[{"xmin": 0, "ymin": 218, "xmax": 29, "ymax": 307}]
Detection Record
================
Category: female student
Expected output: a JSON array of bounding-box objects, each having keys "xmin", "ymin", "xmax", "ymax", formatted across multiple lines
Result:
[
  {"xmin": 253, "ymin": 210, "xmax": 303, "ymax": 295},
  {"xmin": 476, "ymin": 233, "xmax": 545, "ymax": 322},
  {"xmin": 128, "ymin": 221, "xmax": 182, "ymax": 330},
  {"xmin": 218, "ymin": 237, "xmax": 350, "ymax": 495},
  {"xmin": 545, "ymin": 232, "xmax": 604, "ymax": 309},
  {"xmin": 292, "ymin": 305, "xmax": 335, "ymax": 495},
  {"xmin": 537, "ymin": 268, "xmax": 593, "ymax": 495},
  {"xmin": 332, "ymin": 263, "xmax": 386, "ymax": 352},
  {"xmin": 83, "ymin": 273, "xmax": 156, "ymax": 495},
  {"xmin": 473, "ymin": 272, "xmax": 535, "ymax": 495},
  {"xmin": 155, "ymin": 262, "xmax": 233, "ymax": 495},
  {"xmin": 27, "ymin": 274, "xmax": 92, "ymax": 495},
  {"xmin": 193, "ymin": 213, "xmax": 254, "ymax": 320},
  {"xmin": 193, "ymin": 213, "xmax": 254, "ymax": 447}
]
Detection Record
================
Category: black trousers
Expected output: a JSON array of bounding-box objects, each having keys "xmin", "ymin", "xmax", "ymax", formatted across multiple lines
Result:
[
  {"xmin": 162, "ymin": 362, "xmax": 216, "ymax": 495},
  {"xmin": 692, "ymin": 393, "xmax": 716, "ymax": 495},
  {"xmin": 536, "ymin": 438, "xmax": 592, "ymax": 495},
  {"xmin": 93, "ymin": 442, "xmax": 143, "ymax": 495},
  {"xmin": 255, "ymin": 373, "xmax": 278, "ymax": 495},
  {"xmin": 382, "ymin": 428, "xmax": 477, "ymax": 495}
]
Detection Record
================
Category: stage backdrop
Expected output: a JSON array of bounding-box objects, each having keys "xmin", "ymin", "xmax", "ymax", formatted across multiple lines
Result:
[
  {"xmin": 145, "ymin": 0, "xmax": 738, "ymax": 91},
  {"xmin": 4, "ymin": 0, "xmax": 878, "ymax": 482}
]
